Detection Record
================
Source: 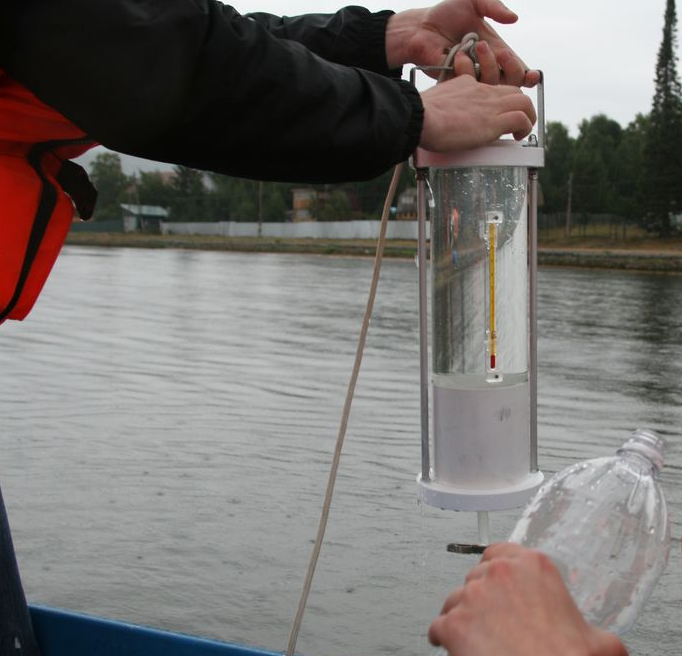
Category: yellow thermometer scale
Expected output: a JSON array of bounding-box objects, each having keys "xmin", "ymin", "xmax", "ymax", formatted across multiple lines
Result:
[{"xmin": 486, "ymin": 210, "xmax": 503, "ymax": 373}]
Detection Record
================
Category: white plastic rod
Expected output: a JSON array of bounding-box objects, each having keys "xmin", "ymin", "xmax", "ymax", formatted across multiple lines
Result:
[{"xmin": 477, "ymin": 511, "xmax": 490, "ymax": 546}]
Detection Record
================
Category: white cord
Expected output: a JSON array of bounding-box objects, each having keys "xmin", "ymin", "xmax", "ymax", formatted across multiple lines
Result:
[
  {"xmin": 439, "ymin": 32, "xmax": 480, "ymax": 83},
  {"xmin": 284, "ymin": 163, "xmax": 404, "ymax": 656}
]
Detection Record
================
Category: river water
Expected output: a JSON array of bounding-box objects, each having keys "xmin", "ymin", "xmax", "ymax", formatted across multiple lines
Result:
[{"xmin": 1, "ymin": 247, "xmax": 680, "ymax": 656}]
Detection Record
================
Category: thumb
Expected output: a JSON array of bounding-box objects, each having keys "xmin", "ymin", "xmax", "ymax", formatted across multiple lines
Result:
[{"xmin": 476, "ymin": 0, "xmax": 518, "ymax": 24}]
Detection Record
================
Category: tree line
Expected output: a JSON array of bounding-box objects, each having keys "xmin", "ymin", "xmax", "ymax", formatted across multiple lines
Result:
[
  {"xmin": 541, "ymin": 0, "xmax": 682, "ymax": 238},
  {"xmin": 88, "ymin": 154, "xmax": 415, "ymax": 224}
]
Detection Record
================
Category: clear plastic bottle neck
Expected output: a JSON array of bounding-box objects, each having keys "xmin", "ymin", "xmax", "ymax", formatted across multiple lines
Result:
[{"xmin": 617, "ymin": 428, "xmax": 667, "ymax": 475}]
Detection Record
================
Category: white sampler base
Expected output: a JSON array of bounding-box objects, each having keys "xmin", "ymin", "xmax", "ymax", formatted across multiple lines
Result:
[{"xmin": 417, "ymin": 470, "xmax": 544, "ymax": 512}]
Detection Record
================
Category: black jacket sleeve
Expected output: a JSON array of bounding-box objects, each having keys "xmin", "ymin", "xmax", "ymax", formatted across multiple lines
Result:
[
  {"xmin": 245, "ymin": 7, "xmax": 402, "ymax": 77},
  {"xmin": 0, "ymin": 0, "xmax": 423, "ymax": 183}
]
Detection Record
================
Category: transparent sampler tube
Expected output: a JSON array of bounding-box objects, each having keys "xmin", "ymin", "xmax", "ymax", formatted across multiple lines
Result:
[{"xmin": 429, "ymin": 166, "xmax": 532, "ymax": 497}]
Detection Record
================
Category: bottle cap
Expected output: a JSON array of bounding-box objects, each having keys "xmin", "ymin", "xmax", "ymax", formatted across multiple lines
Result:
[{"xmin": 618, "ymin": 428, "xmax": 667, "ymax": 472}]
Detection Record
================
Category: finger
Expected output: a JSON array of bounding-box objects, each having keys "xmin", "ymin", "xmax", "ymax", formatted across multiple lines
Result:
[
  {"xmin": 502, "ymin": 89, "xmax": 537, "ymax": 124},
  {"xmin": 502, "ymin": 110, "xmax": 534, "ymax": 141},
  {"xmin": 480, "ymin": 541, "xmax": 529, "ymax": 562},
  {"xmin": 513, "ymin": 122, "xmax": 534, "ymax": 140},
  {"xmin": 464, "ymin": 561, "xmax": 490, "ymax": 584},
  {"xmin": 453, "ymin": 50, "xmax": 477, "ymax": 79},
  {"xmin": 439, "ymin": 586, "xmax": 465, "ymax": 614},
  {"xmin": 429, "ymin": 612, "xmax": 463, "ymax": 648},
  {"xmin": 497, "ymin": 48, "xmax": 526, "ymax": 87},
  {"xmin": 476, "ymin": 0, "xmax": 519, "ymax": 24},
  {"xmin": 523, "ymin": 69, "xmax": 542, "ymax": 88},
  {"xmin": 475, "ymin": 41, "xmax": 500, "ymax": 85},
  {"xmin": 428, "ymin": 615, "xmax": 446, "ymax": 646}
]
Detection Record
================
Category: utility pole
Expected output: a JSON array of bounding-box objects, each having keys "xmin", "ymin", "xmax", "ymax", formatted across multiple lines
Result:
[
  {"xmin": 565, "ymin": 171, "xmax": 573, "ymax": 238},
  {"xmin": 257, "ymin": 180, "xmax": 263, "ymax": 238}
]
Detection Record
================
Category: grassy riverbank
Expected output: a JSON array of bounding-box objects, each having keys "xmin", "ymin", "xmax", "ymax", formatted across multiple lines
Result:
[
  {"xmin": 65, "ymin": 231, "xmax": 682, "ymax": 272},
  {"xmin": 65, "ymin": 232, "xmax": 419, "ymax": 258},
  {"xmin": 535, "ymin": 233, "xmax": 682, "ymax": 272}
]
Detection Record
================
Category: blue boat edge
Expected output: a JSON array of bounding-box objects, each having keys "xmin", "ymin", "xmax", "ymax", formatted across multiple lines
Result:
[{"xmin": 29, "ymin": 605, "xmax": 285, "ymax": 656}]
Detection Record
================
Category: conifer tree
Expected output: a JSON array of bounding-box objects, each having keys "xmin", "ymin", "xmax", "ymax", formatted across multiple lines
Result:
[
  {"xmin": 539, "ymin": 121, "xmax": 574, "ymax": 214},
  {"xmin": 639, "ymin": 0, "xmax": 682, "ymax": 236},
  {"xmin": 88, "ymin": 152, "xmax": 132, "ymax": 221},
  {"xmin": 170, "ymin": 165, "xmax": 208, "ymax": 221}
]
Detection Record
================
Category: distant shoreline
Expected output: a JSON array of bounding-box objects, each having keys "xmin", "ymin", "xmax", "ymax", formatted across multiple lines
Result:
[
  {"xmin": 535, "ymin": 248, "xmax": 682, "ymax": 273},
  {"xmin": 65, "ymin": 232, "xmax": 682, "ymax": 273}
]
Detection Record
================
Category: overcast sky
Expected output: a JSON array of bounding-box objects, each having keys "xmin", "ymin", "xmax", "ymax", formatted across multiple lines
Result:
[{"xmin": 85, "ymin": 0, "xmax": 670, "ymax": 174}]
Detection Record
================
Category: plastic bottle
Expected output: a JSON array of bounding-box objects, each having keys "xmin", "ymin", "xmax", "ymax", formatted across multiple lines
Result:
[{"xmin": 509, "ymin": 428, "xmax": 670, "ymax": 635}]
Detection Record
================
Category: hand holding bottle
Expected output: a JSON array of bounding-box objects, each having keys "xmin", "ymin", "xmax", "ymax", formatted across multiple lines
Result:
[
  {"xmin": 428, "ymin": 543, "xmax": 628, "ymax": 656},
  {"xmin": 510, "ymin": 429, "xmax": 671, "ymax": 634}
]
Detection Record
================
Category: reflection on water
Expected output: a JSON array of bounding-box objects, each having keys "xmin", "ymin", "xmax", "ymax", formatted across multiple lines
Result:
[{"xmin": 0, "ymin": 247, "xmax": 680, "ymax": 656}]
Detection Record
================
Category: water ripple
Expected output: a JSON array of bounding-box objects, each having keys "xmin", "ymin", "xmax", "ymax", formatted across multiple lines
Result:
[{"xmin": 0, "ymin": 250, "xmax": 680, "ymax": 656}]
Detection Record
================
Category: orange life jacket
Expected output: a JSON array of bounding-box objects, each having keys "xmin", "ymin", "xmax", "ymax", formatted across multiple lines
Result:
[{"xmin": 1, "ymin": 69, "xmax": 97, "ymax": 324}]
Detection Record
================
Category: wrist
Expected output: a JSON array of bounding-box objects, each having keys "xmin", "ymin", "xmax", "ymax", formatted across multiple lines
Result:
[
  {"xmin": 385, "ymin": 8, "xmax": 425, "ymax": 69},
  {"xmin": 418, "ymin": 100, "xmax": 437, "ymax": 151}
]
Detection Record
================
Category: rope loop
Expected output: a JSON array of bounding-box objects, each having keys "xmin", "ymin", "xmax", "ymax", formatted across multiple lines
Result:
[{"xmin": 439, "ymin": 31, "xmax": 480, "ymax": 83}]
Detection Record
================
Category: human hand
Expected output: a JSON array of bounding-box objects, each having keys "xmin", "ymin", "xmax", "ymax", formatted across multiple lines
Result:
[
  {"xmin": 418, "ymin": 74, "xmax": 535, "ymax": 151},
  {"xmin": 386, "ymin": 0, "xmax": 539, "ymax": 87},
  {"xmin": 428, "ymin": 543, "xmax": 629, "ymax": 656}
]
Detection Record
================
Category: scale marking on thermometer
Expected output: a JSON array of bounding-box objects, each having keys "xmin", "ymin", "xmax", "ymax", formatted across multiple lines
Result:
[{"xmin": 486, "ymin": 210, "xmax": 503, "ymax": 372}]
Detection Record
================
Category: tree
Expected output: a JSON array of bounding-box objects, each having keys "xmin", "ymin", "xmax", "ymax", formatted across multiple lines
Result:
[
  {"xmin": 639, "ymin": 0, "xmax": 682, "ymax": 236},
  {"xmin": 208, "ymin": 174, "xmax": 251, "ymax": 220},
  {"xmin": 539, "ymin": 121, "xmax": 575, "ymax": 214},
  {"xmin": 614, "ymin": 115, "xmax": 648, "ymax": 221},
  {"xmin": 169, "ymin": 165, "xmax": 208, "ymax": 221},
  {"xmin": 207, "ymin": 174, "xmax": 292, "ymax": 221},
  {"xmin": 310, "ymin": 189, "xmax": 352, "ymax": 221},
  {"xmin": 260, "ymin": 184, "xmax": 289, "ymax": 221},
  {"xmin": 135, "ymin": 171, "xmax": 175, "ymax": 208},
  {"xmin": 344, "ymin": 166, "xmax": 414, "ymax": 219},
  {"xmin": 88, "ymin": 152, "xmax": 131, "ymax": 221},
  {"xmin": 572, "ymin": 115, "xmax": 622, "ymax": 214}
]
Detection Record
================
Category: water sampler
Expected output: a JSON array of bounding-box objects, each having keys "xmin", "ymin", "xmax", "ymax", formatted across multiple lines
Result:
[{"xmin": 412, "ymin": 73, "xmax": 546, "ymax": 549}]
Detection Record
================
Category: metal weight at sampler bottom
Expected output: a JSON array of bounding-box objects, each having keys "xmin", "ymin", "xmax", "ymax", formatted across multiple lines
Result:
[{"xmin": 447, "ymin": 543, "xmax": 487, "ymax": 555}]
